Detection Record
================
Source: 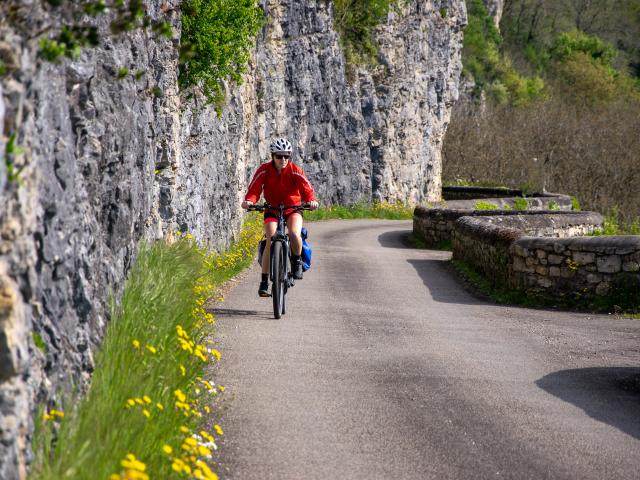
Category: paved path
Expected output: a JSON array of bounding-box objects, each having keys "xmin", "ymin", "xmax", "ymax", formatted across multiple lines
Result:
[{"xmin": 213, "ymin": 220, "xmax": 640, "ymax": 480}]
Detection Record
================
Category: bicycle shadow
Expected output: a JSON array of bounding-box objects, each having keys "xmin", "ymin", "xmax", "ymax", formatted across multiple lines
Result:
[
  {"xmin": 209, "ymin": 307, "xmax": 276, "ymax": 321},
  {"xmin": 536, "ymin": 367, "xmax": 640, "ymax": 440}
]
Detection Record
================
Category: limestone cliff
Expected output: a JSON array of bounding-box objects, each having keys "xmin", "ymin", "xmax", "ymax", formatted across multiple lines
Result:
[{"xmin": 0, "ymin": 0, "xmax": 465, "ymax": 476}]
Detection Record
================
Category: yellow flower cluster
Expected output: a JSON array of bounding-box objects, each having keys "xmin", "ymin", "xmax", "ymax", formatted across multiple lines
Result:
[
  {"xmin": 42, "ymin": 409, "xmax": 64, "ymax": 422},
  {"xmin": 110, "ymin": 453, "xmax": 149, "ymax": 480},
  {"xmin": 161, "ymin": 425, "xmax": 224, "ymax": 479}
]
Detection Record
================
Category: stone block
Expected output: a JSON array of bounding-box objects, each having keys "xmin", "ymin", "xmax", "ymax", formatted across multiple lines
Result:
[
  {"xmin": 553, "ymin": 243, "xmax": 566, "ymax": 254},
  {"xmin": 538, "ymin": 277, "xmax": 553, "ymax": 288},
  {"xmin": 535, "ymin": 266, "xmax": 549, "ymax": 276},
  {"xmin": 513, "ymin": 245, "xmax": 529, "ymax": 257},
  {"xmin": 597, "ymin": 255, "xmax": 622, "ymax": 274},
  {"xmin": 560, "ymin": 267, "xmax": 575, "ymax": 278},
  {"xmin": 513, "ymin": 256, "xmax": 526, "ymax": 272},
  {"xmin": 623, "ymin": 261, "xmax": 640, "ymax": 272},
  {"xmin": 548, "ymin": 254, "xmax": 564, "ymax": 265},
  {"xmin": 587, "ymin": 273, "xmax": 602, "ymax": 284},
  {"xmin": 549, "ymin": 266, "xmax": 561, "ymax": 277},
  {"xmin": 536, "ymin": 249, "xmax": 547, "ymax": 259},
  {"xmin": 573, "ymin": 252, "xmax": 595, "ymax": 265},
  {"xmin": 525, "ymin": 257, "xmax": 536, "ymax": 268}
]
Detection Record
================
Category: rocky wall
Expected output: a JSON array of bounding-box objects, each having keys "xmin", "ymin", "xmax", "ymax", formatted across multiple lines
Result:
[
  {"xmin": 450, "ymin": 212, "xmax": 603, "ymax": 284},
  {"xmin": 413, "ymin": 190, "xmax": 573, "ymax": 247},
  {"xmin": 0, "ymin": 0, "xmax": 467, "ymax": 477},
  {"xmin": 511, "ymin": 236, "xmax": 640, "ymax": 303}
]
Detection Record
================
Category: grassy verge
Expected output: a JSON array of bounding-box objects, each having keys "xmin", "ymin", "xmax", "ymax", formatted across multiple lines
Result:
[
  {"xmin": 305, "ymin": 202, "xmax": 413, "ymax": 221},
  {"xmin": 31, "ymin": 214, "xmax": 263, "ymax": 480}
]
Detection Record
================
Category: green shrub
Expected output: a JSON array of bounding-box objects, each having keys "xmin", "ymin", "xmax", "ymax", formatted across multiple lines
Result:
[
  {"xmin": 551, "ymin": 30, "xmax": 618, "ymax": 66},
  {"xmin": 474, "ymin": 200, "xmax": 499, "ymax": 210},
  {"xmin": 513, "ymin": 197, "xmax": 528, "ymax": 210},
  {"xmin": 570, "ymin": 196, "xmax": 581, "ymax": 211},
  {"xmin": 547, "ymin": 200, "xmax": 560, "ymax": 211},
  {"xmin": 334, "ymin": 0, "xmax": 395, "ymax": 66},
  {"xmin": 179, "ymin": 0, "xmax": 264, "ymax": 110}
]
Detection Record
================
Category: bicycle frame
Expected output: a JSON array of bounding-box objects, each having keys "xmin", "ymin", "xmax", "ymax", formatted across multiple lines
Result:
[{"xmin": 247, "ymin": 202, "xmax": 310, "ymax": 319}]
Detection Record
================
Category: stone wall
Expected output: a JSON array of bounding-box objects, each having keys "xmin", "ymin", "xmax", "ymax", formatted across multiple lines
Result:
[
  {"xmin": 413, "ymin": 190, "xmax": 573, "ymax": 247},
  {"xmin": 0, "ymin": 0, "xmax": 466, "ymax": 477},
  {"xmin": 450, "ymin": 212, "xmax": 604, "ymax": 286},
  {"xmin": 510, "ymin": 236, "xmax": 640, "ymax": 304}
]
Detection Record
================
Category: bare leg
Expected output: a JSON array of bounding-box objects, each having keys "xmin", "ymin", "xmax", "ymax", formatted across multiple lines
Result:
[
  {"xmin": 287, "ymin": 213, "xmax": 303, "ymax": 256},
  {"xmin": 262, "ymin": 221, "xmax": 277, "ymax": 274}
]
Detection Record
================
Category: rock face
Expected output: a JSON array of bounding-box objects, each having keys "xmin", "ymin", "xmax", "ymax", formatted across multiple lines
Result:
[{"xmin": 0, "ymin": 0, "xmax": 465, "ymax": 476}]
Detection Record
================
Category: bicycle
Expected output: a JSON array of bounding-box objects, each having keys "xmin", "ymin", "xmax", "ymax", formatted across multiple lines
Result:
[{"xmin": 247, "ymin": 203, "xmax": 312, "ymax": 319}]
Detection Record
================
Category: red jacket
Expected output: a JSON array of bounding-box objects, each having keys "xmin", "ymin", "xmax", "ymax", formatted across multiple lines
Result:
[{"xmin": 245, "ymin": 161, "xmax": 316, "ymax": 208}]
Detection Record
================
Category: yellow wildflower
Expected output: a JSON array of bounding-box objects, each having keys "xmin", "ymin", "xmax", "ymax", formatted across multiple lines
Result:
[
  {"xmin": 214, "ymin": 425, "xmax": 224, "ymax": 435},
  {"xmin": 126, "ymin": 399, "xmax": 136, "ymax": 408},
  {"xmin": 174, "ymin": 389, "xmax": 187, "ymax": 403},
  {"xmin": 198, "ymin": 445, "xmax": 211, "ymax": 456},
  {"xmin": 180, "ymin": 364, "xmax": 186, "ymax": 376},
  {"xmin": 180, "ymin": 425, "xmax": 189, "ymax": 433},
  {"xmin": 156, "ymin": 402, "xmax": 164, "ymax": 410},
  {"xmin": 132, "ymin": 340, "xmax": 140, "ymax": 349},
  {"xmin": 142, "ymin": 395, "xmax": 151, "ymax": 404},
  {"xmin": 145, "ymin": 345, "xmax": 157, "ymax": 354},
  {"xmin": 121, "ymin": 454, "xmax": 146, "ymax": 472},
  {"xmin": 142, "ymin": 409, "xmax": 150, "ymax": 418},
  {"xmin": 162, "ymin": 445, "xmax": 173, "ymax": 455}
]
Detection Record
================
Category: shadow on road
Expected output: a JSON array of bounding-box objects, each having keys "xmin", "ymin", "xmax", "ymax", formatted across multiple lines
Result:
[
  {"xmin": 377, "ymin": 230, "xmax": 415, "ymax": 249},
  {"xmin": 536, "ymin": 367, "xmax": 640, "ymax": 440},
  {"xmin": 210, "ymin": 308, "xmax": 275, "ymax": 321},
  {"xmin": 407, "ymin": 258, "xmax": 487, "ymax": 306}
]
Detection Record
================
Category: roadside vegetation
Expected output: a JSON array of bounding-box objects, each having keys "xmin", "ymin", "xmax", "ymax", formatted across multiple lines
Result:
[
  {"xmin": 31, "ymin": 215, "xmax": 263, "ymax": 480},
  {"xmin": 444, "ymin": 0, "xmax": 640, "ymax": 226},
  {"xmin": 306, "ymin": 202, "xmax": 413, "ymax": 221}
]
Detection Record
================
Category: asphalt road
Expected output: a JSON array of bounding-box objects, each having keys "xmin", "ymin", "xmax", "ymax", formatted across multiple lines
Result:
[{"xmin": 213, "ymin": 219, "xmax": 640, "ymax": 480}]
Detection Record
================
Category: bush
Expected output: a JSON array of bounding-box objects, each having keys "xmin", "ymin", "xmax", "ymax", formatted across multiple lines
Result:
[
  {"xmin": 333, "ymin": 0, "xmax": 394, "ymax": 65},
  {"xmin": 551, "ymin": 30, "xmax": 618, "ymax": 66},
  {"xmin": 179, "ymin": 0, "xmax": 264, "ymax": 109}
]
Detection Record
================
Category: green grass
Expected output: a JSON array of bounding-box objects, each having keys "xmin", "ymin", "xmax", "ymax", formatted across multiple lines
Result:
[
  {"xmin": 513, "ymin": 197, "xmax": 528, "ymax": 211},
  {"xmin": 305, "ymin": 202, "xmax": 414, "ymax": 221},
  {"xmin": 473, "ymin": 200, "xmax": 499, "ymax": 210},
  {"xmin": 31, "ymin": 214, "xmax": 263, "ymax": 480},
  {"xmin": 591, "ymin": 207, "xmax": 640, "ymax": 236}
]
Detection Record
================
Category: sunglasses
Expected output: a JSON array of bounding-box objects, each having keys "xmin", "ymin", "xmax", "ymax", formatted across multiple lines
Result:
[{"xmin": 274, "ymin": 154, "xmax": 290, "ymax": 160}]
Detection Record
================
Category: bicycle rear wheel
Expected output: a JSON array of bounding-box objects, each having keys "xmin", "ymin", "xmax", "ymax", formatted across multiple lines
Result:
[{"xmin": 271, "ymin": 241, "xmax": 286, "ymax": 319}]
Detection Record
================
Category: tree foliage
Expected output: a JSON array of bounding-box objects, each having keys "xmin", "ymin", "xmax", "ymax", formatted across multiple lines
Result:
[{"xmin": 179, "ymin": 0, "xmax": 264, "ymax": 110}]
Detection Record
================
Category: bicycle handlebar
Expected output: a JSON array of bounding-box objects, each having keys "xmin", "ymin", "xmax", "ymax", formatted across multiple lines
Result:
[{"xmin": 246, "ymin": 203, "xmax": 313, "ymax": 212}]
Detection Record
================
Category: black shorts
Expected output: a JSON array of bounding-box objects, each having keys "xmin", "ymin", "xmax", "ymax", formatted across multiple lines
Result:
[{"xmin": 264, "ymin": 210, "xmax": 303, "ymax": 224}]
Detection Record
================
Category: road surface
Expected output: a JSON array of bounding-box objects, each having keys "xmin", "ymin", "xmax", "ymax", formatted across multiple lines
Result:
[{"xmin": 213, "ymin": 219, "xmax": 640, "ymax": 480}]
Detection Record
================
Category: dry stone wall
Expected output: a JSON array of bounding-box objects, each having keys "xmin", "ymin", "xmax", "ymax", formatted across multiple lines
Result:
[
  {"xmin": 412, "ymin": 188, "xmax": 640, "ymax": 308},
  {"xmin": 0, "ymin": 0, "xmax": 466, "ymax": 477},
  {"xmin": 413, "ymin": 191, "xmax": 573, "ymax": 247},
  {"xmin": 511, "ymin": 236, "xmax": 640, "ymax": 303}
]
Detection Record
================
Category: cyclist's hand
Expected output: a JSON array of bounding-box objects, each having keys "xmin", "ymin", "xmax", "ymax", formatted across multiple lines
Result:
[
  {"xmin": 308, "ymin": 201, "xmax": 319, "ymax": 210},
  {"xmin": 241, "ymin": 200, "xmax": 253, "ymax": 210}
]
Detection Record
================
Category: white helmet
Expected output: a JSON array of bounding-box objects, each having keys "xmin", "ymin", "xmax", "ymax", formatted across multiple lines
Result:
[{"xmin": 270, "ymin": 137, "xmax": 292, "ymax": 156}]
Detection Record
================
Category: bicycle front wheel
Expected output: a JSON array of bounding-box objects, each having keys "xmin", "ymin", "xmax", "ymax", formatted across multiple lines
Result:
[{"xmin": 271, "ymin": 241, "xmax": 286, "ymax": 319}]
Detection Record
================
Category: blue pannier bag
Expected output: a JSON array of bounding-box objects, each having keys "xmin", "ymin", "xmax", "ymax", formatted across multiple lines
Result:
[
  {"xmin": 257, "ymin": 229, "xmax": 312, "ymax": 271},
  {"xmin": 301, "ymin": 227, "xmax": 312, "ymax": 272}
]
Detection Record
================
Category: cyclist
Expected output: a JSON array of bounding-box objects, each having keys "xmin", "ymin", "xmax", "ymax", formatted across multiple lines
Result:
[{"xmin": 241, "ymin": 138, "xmax": 319, "ymax": 297}]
